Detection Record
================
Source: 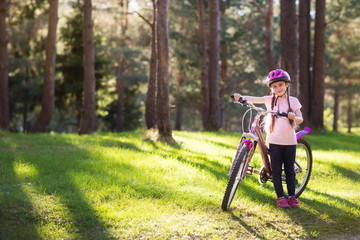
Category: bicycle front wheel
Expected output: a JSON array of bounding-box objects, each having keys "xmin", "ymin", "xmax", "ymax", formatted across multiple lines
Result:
[
  {"xmin": 294, "ymin": 138, "xmax": 312, "ymax": 197},
  {"xmin": 221, "ymin": 144, "xmax": 249, "ymax": 211}
]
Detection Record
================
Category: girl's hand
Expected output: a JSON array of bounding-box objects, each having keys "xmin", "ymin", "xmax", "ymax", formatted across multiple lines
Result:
[
  {"xmin": 233, "ymin": 93, "xmax": 242, "ymax": 101},
  {"xmin": 288, "ymin": 112, "xmax": 296, "ymax": 120},
  {"xmin": 288, "ymin": 111, "xmax": 303, "ymax": 124}
]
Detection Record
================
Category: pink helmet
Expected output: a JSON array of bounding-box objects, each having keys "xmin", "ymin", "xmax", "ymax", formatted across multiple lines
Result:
[{"xmin": 266, "ymin": 69, "xmax": 290, "ymax": 87}]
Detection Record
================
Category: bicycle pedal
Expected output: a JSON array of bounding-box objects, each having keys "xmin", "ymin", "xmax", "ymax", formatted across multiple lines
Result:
[{"xmin": 246, "ymin": 166, "xmax": 254, "ymax": 175}]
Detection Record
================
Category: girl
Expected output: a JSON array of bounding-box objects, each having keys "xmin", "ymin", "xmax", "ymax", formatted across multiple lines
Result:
[{"xmin": 233, "ymin": 69, "xmax": 303, "ymax": 208}]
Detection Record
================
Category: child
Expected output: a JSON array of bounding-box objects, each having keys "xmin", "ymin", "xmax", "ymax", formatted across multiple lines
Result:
[{"xmin": 233, "ymin": 69, "xmax": 303, "ymax": 208}]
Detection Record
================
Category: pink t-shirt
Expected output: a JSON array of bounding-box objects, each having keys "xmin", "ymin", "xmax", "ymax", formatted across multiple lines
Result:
[{"xmin": 264, "ymin": 96, "xmax": 302, "ymax": 145}]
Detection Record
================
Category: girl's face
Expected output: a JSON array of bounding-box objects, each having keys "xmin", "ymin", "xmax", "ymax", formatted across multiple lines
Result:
[{"xmin": 270, "ymin": 81, "xmax": 288, "ymax": 97}]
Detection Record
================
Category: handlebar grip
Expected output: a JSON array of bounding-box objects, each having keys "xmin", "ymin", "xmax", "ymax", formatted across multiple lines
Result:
[
  {"xmin": 277, "ymin": 111, "xmax": 288, "ymax": 118},
  {"xmin": 231, "ymin": 94, "xmax": 246, "ymax": 103}
]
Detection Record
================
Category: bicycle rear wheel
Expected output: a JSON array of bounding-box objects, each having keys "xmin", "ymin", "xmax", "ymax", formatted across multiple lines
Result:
[
  {"xmin": 221, "ymin": 145, "xmax": 249, "ymax": 211},
  {"xmin": 282, "ymin": 138, "xmax": 312, "ymax": 198}
]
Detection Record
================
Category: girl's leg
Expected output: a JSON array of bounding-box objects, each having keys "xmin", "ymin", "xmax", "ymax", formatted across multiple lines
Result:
[
  {"xmin": 269, "ymin": 144, "xmax": 284, "ymax": 198},
  {"xmin": 283, "ymin": 145, "xmax": 297, "ymax": 196}
]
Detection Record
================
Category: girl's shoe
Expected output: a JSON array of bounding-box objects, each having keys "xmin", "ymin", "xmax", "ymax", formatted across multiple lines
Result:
[
  {"xmin": 277, "ymin": 197, "xmax": 290, "ymax": 208},
  {"xmin": 288, "ymin": 196, "xmax": 300, "ymax": 208}
]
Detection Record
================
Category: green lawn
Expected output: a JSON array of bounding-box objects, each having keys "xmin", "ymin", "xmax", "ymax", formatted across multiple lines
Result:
[{"xmin": 0, "ymin": 128, "xmax": 359, "ymax": 239}]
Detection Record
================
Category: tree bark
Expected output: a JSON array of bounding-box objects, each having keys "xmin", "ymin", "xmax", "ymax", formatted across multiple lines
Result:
[
  {"xmin": 280, "ymin": 0, "xmax": 298, "ymax": 96},
  {"xmin": 79, "ymin": 0, "xmax": 96, "ymax": 134},
  {"xmin": 310, "ymin": 0, "xmax": 326, "ymax": 129},
  {"xmin": 207, "ymin": 0, "xmax": 220, "ymax": 131},
  {"xmin": 252, "ymin": 0, "xmax": 275, "ymax": 72},
  {"xmin": 196, "ymin": 0, "xmax": 209, "ymax": 130},
  {"xmin": 32, "ymin": 0, "xmax": 58, "ymax": 133},
  {"xmin": 115, "ymin": 60, "xmax": 126, "ymax": 132},
  {"xmin": 347, "ymin": 95, "xmax": 352, "ymax": 133},
  {"xmin": 175, "ymin": 73, "xmax": 185, "ymax": 131},
  {"xmin": 145, "ymin": 0, "xmax": 157, "ymax": 129},
  {"xmin": 115, "ymin": 0, "xmax": 128, "ymax": 132},
  {"xmin": 219, "ymin": 1, "xmax": 227, "ymax": 129},
  {"xmin": 346, "ymin": 80, "xmax": 352, "ymax": 133},
  {"xmin": 298, "ymin": 0, "xmax": 311, "ymax": 127},
  {"xmin": 0, "ymin": 0, "xmax": 9, "ymax": 129},
  {"xmin": 333, "ymin": 89, "xmax": 339, "ymax": 132},
  {"xmin": 155, "ymin": 0, "xmax": 172, "ymax": 137},
  {"xmin": 219, "ymin": 40, "xmax": 227, "ymax": 130}
]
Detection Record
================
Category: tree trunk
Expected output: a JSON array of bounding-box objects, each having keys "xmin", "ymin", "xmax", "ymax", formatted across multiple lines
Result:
[
  {"xmin": 145, "ymin": 0, "xmax": 157, "ymax": 129},
  {"xmin": 219, "ymin": 40, "xmax": 227, "ymax": 129},
  {"xmin": 264, "ymin": 0, "xmax": 274, "ymax": 72},
  {"xmin": 207, "ymin": 0, "xmax": 220, "ymax": 131},
  {"xmin": 76, "ymin": 92, "xmax": 82, "ymax": 130},
  {"xmin": 196, "ymin": 0, "xmax": 209, "ymax": 130},
  {"xmin": 310, "ymin": 0, "xmax": 326, "ymax": 129},
  {"xmin": 280, "ymin": 0, "xmax": 298, "ymax": 96},
  {"xmin": 115, "ymin": 0, "xmax": 128, "ymax": 132},
  {"xmin": 155, "ymin": 0, "xmax": 172, "ymax": 137},
  {"xmin": 347, "ymin": 95, "xmax": 352, "ymax": 133},
  {"xmin": 346, "ymin": 80, "xmax": 352, "ymax": 133},
  {"xmin": 23, "ymin": 70, "xmax": 30, "ymax": 132},
  {"xmin": 219, "ymin": 1, "xmax": 227, "ymax": 129},
  {"xmin": 298, "ymin": 0, "xmax": 311, "ymax": 127},
  {"xmin": 333, "ymin": 89, "xmax": 339, "ymax": 132},
  {"xmin": 115, "ymin": 61, "xmax": 126, "ymax": 132},
  {"xmin": 0, "ymin": 0, "xmax": 9, "ymax": 129},
  {"xmin": 175, "ymin": 104, "xmax": 183, "ymax": 131},
  {"xmin": 252, "ymin": 0, "xmax": 275, "ymax": 72},
  {"xmin": 79, "ymin": 0, "xmax": 96, "ymax": 134},
  {"xmin": 175, "ymin": 72, "xmax": 185, "ymax": 131},
  {"xmin": 32, "ymin": 0, "xmax": 58, "ymax": 133}
]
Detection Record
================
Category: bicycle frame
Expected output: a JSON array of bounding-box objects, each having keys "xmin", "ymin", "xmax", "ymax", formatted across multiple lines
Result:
[
  {"xmin": 228, "ymin": 108, "xmax": 271, "ymax": 181},
  {"xmin": 228, "ymin": 100, "xmax": 311, "ymax": 182}
]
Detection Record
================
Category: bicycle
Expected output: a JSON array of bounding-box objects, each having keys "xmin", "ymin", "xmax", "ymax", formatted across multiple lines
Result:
[{"xmin": 221, "ymin": 96, "xmax": 313, "ymax": 211}]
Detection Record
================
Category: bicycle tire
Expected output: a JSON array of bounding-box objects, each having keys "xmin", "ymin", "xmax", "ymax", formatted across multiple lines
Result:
[
  {"xmin": 221, "ymin": 144, "xmax": 249, "ymax": 211},
  {"xmin": 283, "ymin": 138, "xmax": 312, "ymax": 198}
]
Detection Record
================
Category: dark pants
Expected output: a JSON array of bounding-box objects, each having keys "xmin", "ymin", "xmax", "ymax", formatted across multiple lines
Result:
[{"xmin": 269, "ymin": 144, "xmax": 296, "ymax": 198}]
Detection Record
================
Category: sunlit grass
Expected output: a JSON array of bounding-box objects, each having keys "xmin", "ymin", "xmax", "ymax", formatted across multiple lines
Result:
[{"xmin": 0, "ymin": 128, "xmax": 359, "ymax": 239}]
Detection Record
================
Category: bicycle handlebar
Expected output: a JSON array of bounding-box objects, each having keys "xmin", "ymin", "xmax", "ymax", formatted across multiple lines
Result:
[{"xmin": 231, "ymin": 95, "xmax": 288, "ymax": 118}]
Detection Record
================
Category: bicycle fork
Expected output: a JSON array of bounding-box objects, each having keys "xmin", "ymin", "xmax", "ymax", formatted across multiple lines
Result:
[{"xmin": 228, "ymin": 136, "xmax": 256, "ymax": 180}]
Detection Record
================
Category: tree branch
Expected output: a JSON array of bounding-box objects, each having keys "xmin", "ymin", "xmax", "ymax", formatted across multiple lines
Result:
[
  {"xmin": 326, "ymin": 0, "xmax": 343, "ymax": 26},
  {"xmin": 134, "ymin": 11, "xmax": 153, "ymax": 28},
  {"xmin": 251, "ymin": 0, "xmax": 266, "ymax": 22},
  {"xmin": 326, "ymin": 12, "xmax": 341, "ymax": 26}
]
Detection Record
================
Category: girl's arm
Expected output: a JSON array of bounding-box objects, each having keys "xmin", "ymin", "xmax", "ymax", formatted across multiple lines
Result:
[{"xmin": 233, "ymin": 93, "xmax": 266, "ymax": 104}]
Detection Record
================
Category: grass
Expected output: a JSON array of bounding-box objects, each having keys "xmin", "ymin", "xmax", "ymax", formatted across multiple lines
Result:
[{"xmin": 0, "ymin": 128, "xmax": 359, "ymax": 239}]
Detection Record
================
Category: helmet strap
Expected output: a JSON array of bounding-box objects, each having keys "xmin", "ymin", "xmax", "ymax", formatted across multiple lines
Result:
[
  {"xmin": 279, "ymin": 91, "xmax": 287, "ymax": 98},
  {"xmin": 275, "ymin": 96, "xmax": 279, "ymax": 106},
  {"xmin": 274, "ymin": 88, "xmax": 287, "ymax": 106}
]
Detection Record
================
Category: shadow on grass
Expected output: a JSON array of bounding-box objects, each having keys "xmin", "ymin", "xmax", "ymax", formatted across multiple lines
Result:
[
  {"xmin": 173, "ymin": 153, "xmax": 229, "ymax": 180},
  {"xmin": 306, "ymin": 131, "xmax": 360, "ymax": 152},
  {"xmin": 1, "ymin": 131, "xmax": 226, "ymax": 239},
  {"xmin": 175, "ymin": 131, "xmax": 360, "ymax": 238},
  {"xmin": 221, "ymin": 177, "xmax": 299, "ymax": 239},
  {"xmin": 284, "ymin": 187, "xmax": 360, "ymax": 238},
  {"xmin": 329, "ymin": 163, "xmax": 360, "ymax": 183},
  {"xmin": 220, "ymin": 173, "xmax": 359, "ymax": 239},
  {"xmin": 176, "ymin": 131, "xmax": 239, "ymax": 150},
  {"xmin": 0, "ymin": 149, "xmax": 41, "ymax": 239},
  {"xmin": 0, "ymin": 133, "xmax": 113, "ymax": 239}
]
